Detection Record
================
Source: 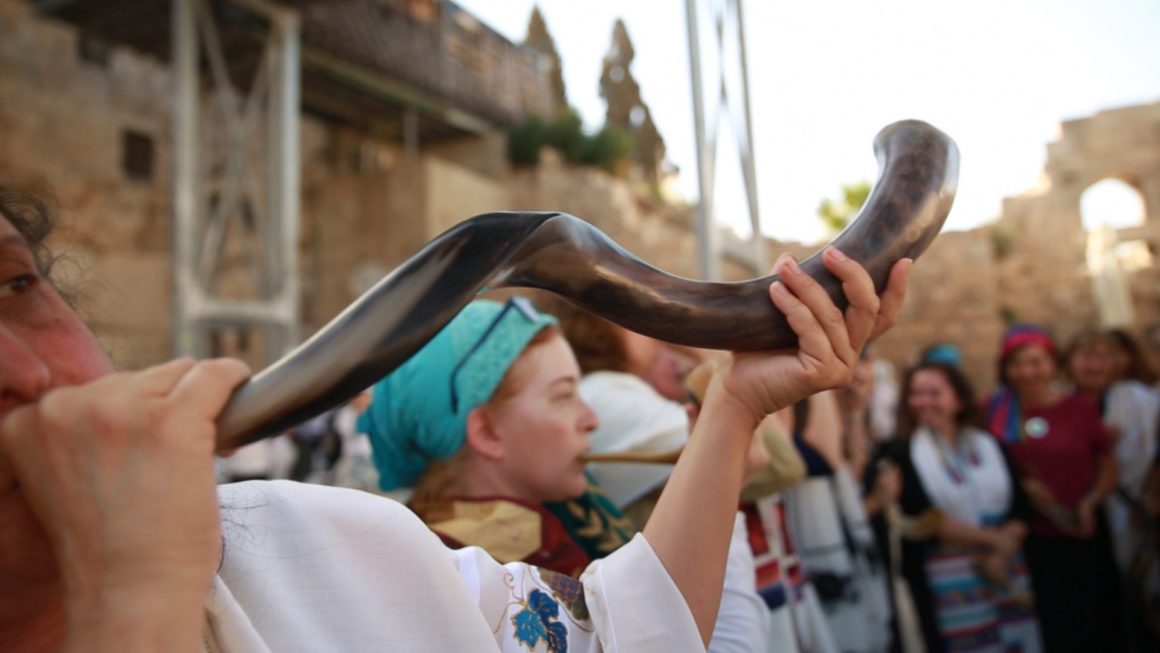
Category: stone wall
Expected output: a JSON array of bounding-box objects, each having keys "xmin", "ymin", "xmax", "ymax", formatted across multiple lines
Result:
[
  {"xmin": 4, "ymin": 0, "xmax": 1159, "ymax": 401},
  {"xmin": 0, "ymin": 0, "xmax": 175, "ymax": 368}
]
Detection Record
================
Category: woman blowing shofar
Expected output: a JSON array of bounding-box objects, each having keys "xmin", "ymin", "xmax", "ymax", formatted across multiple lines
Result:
[{"xmin": 0, "ymin": 183, "xmax": 908, "ymax": 652}]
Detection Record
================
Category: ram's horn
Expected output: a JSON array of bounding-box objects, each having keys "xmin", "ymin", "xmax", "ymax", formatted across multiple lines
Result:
[{"xmin": 215, "ymin": 119, "xmax": 958, "ymax": 450}]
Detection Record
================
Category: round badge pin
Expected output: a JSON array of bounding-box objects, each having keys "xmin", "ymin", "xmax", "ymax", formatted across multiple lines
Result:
[{"xmin": 1025, "ymin": 417, "xmax": 1049, "ymax": 438}]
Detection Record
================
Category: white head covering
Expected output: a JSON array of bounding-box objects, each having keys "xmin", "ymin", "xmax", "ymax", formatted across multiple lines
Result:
[{"xmin": 579, "ymin": 371, "xmax": 689, "ymax": 508}]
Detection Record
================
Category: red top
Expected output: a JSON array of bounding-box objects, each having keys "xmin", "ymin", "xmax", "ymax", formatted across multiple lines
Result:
[{"xmin": 996, "ymin": 393, "xmax": 1112, "ymax": 536}]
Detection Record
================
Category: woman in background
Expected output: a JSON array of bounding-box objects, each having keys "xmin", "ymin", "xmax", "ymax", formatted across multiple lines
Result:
[
  {"xmin": 1064, "ymin": 330, "xmax": 1160, "ymax": 648},
  {"xmin": 0, "ymin": 182, "xmax": 908, "ymax": 651},
  {"xmin": 359, "ymin": 296, "xmax": 770, "ymax": 651},
  {"xmin": 871, "ymin": 361, "xmax": 1039, "ymax": 653},
  {"xmin": 985, "ymin": 324, "xmax": 1124, "ymax": 652}
]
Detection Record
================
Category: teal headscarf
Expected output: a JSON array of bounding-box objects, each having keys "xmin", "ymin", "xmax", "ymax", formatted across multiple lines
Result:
[{"xmin": 358, "ymin": 297, "xmax": 558, "ymax": 491}]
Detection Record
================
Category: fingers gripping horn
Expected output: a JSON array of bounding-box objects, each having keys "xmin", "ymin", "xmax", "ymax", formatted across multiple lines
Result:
[{"xmin": 215, "ymin": 119, "xmax": 958, "ymax": 450}]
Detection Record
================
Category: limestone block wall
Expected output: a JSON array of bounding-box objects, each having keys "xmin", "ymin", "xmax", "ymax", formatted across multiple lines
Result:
[
  {"xmin": 0, "ymin": 0, "xmax": 174, "ymax": 368},
  {"xmin": 4, "ymin": 0, "xmax": 1158, "ymax": 402},
  {"xmin": 871, "ymin": 229, "xmax": 1005, "ymax": 393},
  {"xmin": 991, "ymin": 102, "xmax": 1160, "ymax": 353},
  {"xmin": 507, "ymin": 153, "xmax": 762, "ymax": 283}
]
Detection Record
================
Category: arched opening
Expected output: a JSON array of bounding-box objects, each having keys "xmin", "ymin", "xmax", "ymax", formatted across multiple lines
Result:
[
  {"xmin": 1081, "ymin": 178, "xmax": 1146, "ymax": 231},
  {"xmin": 1081, "ymin": 178, "xmax": 1151, "ymax": 327},
  {"xmin": 1081, "ymin": 178, "xmax": 1153, "ymax": 271}
]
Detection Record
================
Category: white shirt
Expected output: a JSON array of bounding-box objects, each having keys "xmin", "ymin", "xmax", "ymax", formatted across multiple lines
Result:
[
  {"xmin": 207, "ymin": 481, "xmax": 703, "ymax": 652},
  {"xmin": 1105, "ymin": 379, "xmax": 1160, "ymax": 494}
]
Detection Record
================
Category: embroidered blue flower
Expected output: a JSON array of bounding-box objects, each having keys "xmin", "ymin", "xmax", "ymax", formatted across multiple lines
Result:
[{"xmin": 512, "ymin": 589, "xmax": 568, "ymax": 652}]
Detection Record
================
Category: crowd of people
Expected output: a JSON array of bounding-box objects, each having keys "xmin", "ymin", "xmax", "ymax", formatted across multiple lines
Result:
[
  {"xmin": 218, "ymin": 292, "xmax": 1160, "ymax": 653},
  {"xmin": 0, "ymin": 182, "xmax": 905, "ymax": 652},
  {"xmin": 4, "ymin": 178, "xmax": 1160, "ymax": 652}
]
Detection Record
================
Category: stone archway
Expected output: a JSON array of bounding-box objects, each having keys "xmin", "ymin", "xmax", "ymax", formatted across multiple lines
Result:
[
  {"xmin": 1081, "ymin": 178, "xmax": 1152, "ymax": 327},
  {"xmin": 872, "ymin": 101, "xmax": 1160, "ymax": 394},
  {"xmin": 994, "ymin": 102, "xmax": 1160, "ymax": 339}
]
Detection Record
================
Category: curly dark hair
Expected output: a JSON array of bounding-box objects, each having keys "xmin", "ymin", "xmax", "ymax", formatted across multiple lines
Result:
[{"xmin": 0, "ymin": 181, "xmax": 58, "ymax": 278}]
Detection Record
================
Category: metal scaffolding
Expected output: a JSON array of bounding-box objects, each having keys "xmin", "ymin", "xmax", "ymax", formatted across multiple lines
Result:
[
  {"xmin": 685, "ymin": 0, "xmax": 766, "ymax": 279},
  {"xmin": 172, "ymin": 0, "xmax": 301, "ymax": 362}
]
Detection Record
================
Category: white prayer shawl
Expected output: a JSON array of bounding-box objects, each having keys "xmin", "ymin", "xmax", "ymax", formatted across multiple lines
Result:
[
  {"xmin": 1105, "ymin": 379, "xmax": 1160, "ymax": 495},
  {"xmin": 580, "ymin": 371, "xmax": 689, "ymax": 508},
  {"xmin": 1103, "ymin": 380, "xmax": 1160, "ymax": 577},
  {"xmin": 783, "ymin": 468, "xmax": 892, "ymax": 653},
  {"xmin": 205, "ymin": 481, "xmax": 703, "ymax": 652},
  {"xmin": 580, "ymin": 372, "xmax": 772, "ymax": 653},
  {"xmin": 910, "ymin": 427, "xmax": 1012, "ymax": 527}
]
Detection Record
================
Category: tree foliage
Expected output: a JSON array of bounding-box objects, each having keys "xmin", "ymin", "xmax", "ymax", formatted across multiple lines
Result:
[
  {"xmin": 817, "ymin": 180, "xmax": 872, "ymax": 235},
  {"xmin": 507, "ymin": 108, "xmax": 633, "ymax": 173},
  {"xmin": 523, "ymin": 6, "xmax": 568, "ymax": 115},
  {"xmin": 599, "ymin": 19, "xmax": 665, "ymax": 180}
]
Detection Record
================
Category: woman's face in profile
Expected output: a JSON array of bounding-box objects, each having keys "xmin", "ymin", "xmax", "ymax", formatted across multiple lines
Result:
[
  {"xmin": 0, "ymin": 215, "xmax": 114, "ymax": 592},
  {"xmin": 485, "ymin": 334, "xmax": 598, "ymax": 503},
  {"xmin": 621, "ymin": 329, "xmax": 694, "ymax": 403},
  {"xmin": 0, "ymin": 216, "xmax": 113, "ymax": 423}
]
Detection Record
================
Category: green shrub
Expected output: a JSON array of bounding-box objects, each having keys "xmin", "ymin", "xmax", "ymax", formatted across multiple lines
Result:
[
  {"xmin": 507, "ymin": 109, "xmax": 634, "ymax": 173},
  {"xmin": 508, "ymin": 116, "xmax": 546, "ymax": 166},
  {"xmin": 543, "ymin": 108, "xmax": 585, "ymax": 161},
  {"xmin": 578, "ymin": 126, "xmax": 634, "ymax": 173}
]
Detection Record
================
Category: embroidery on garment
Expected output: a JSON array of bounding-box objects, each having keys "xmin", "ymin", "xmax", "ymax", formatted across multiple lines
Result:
[
  {"xmin": 492, "ymin": 568, "xmax": 594, "ymax": 651},
  {"xmin": 555, "ymin": 482, "xmax": 636, "ymax": 556},
  {"xmin": 539, "ymin": 569, "xmax": 590, "ymax": 621},
  {"xmin": 512, "ymin": 589, "xmax": 568, "ymax": 653}
]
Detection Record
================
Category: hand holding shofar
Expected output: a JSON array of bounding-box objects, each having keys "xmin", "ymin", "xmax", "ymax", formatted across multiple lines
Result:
[{"xmin": 215, "ymin": 119, "xmax": 959, "ymax": 451}]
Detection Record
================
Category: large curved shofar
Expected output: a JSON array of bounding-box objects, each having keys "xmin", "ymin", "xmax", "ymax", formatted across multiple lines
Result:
[{"xmin": 216, "ymin": 119, "xmax": 959, "ymax": 450}]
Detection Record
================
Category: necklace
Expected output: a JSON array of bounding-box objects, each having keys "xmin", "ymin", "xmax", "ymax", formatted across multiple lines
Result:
[{"xmin": 932, "ymin": 430, "xmax": 979, "ymax": 484}]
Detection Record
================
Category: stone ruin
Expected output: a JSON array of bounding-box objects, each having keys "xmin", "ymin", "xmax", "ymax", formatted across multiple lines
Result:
[{"xmin": 2, "ymin": 0, "xmax": 1158, "ymax": 397}]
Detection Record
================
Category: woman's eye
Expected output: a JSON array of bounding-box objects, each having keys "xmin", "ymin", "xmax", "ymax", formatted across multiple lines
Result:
[{"xmin": 1, "ymin": 274, "xmax": 39, "ymax": 297}]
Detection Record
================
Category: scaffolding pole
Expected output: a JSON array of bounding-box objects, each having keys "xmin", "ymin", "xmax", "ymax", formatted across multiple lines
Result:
[
  {"xmin": 685, "ymin": 0, "xmax": 767, "ymax": 279},
  {"xmin": 171, "ymin": 0, "xmax": 301, "ymax": 363}
]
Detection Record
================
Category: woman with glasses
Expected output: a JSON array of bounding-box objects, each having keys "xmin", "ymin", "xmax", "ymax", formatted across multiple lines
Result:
[
  {"xmin": 360, "ymin": 297, "xmax": 607, "ymax": 577},
  {"xmin": 365, "ymin": 294, "xmax": 801, "ymax": 651},
  {"xmin": 0, "ymin": 182, "xmax": 908, "ymax": 651}
]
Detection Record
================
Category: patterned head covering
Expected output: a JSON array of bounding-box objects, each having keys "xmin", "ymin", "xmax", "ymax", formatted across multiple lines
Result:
[
  {"xmin": 987, "ymin": 324, "xmax": 1056, "ymax": 444},
  {"xmin": 358, "ymin": 297, "xmax": 558, "ymax": 490}
]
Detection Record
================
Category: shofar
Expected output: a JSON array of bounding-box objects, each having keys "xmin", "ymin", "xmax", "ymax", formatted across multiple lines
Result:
[{"xmin": 216, "ymin": 119, "xmax": 959, "ymax": 451}]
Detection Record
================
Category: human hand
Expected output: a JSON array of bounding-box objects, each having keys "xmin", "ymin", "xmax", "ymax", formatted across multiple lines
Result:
[
  {"xmin": 976, "ymin": 552, "xmax": 1010, "ymax": 586},
  {"xmin": 872, "ymin": 464, "xmax": 902, "ymax": 504},
  {"xmin": 0, "ymin": 358, "xmax": 250, "ymax": 650},
  {"xmin": 713, "ymin": 248, "xmax": 910, "ymax": 428},
  {"xmin": 988, "ymin": 523, "xmax": 1023, "ymax": 558},
  {"xmin": 1075, "ymin": 494, "xmax": 1099, "ymax": 537},
  {"xmin": 1022, "ymin": 476, "xmax": 1055, "ymax": 507}
]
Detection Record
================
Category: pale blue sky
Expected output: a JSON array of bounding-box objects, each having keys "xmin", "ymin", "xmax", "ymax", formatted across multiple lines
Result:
[{"xmin": 455, "ymin": 0, "xmax": 1160, "ymax": 244}]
